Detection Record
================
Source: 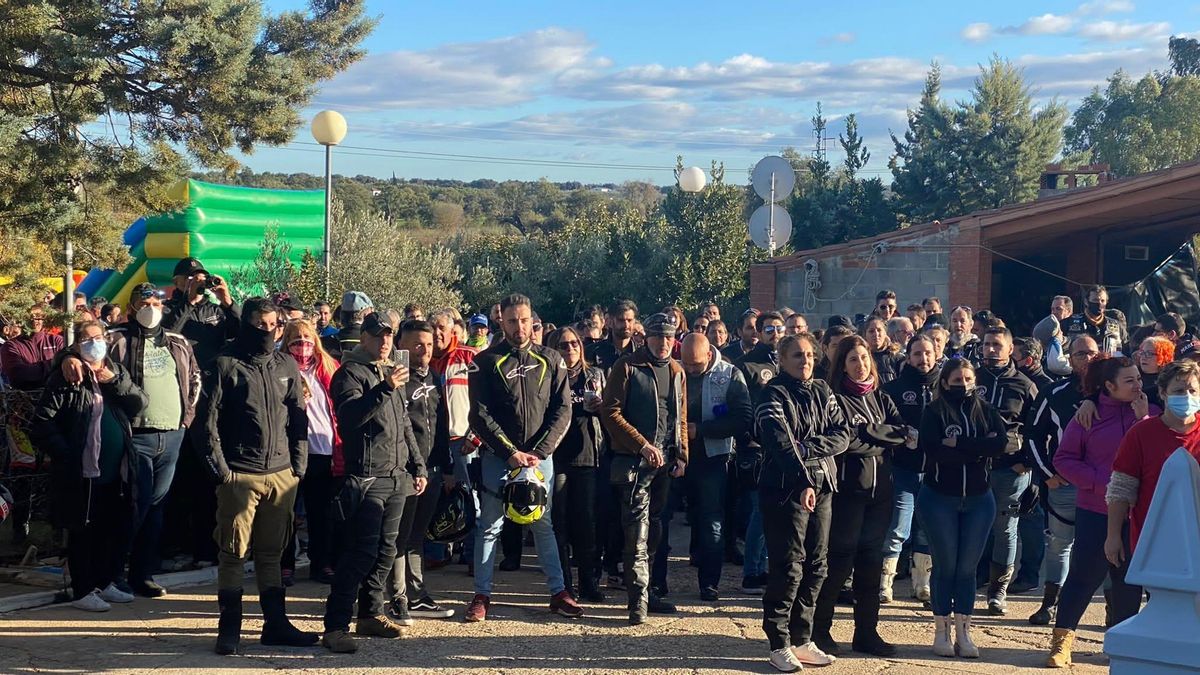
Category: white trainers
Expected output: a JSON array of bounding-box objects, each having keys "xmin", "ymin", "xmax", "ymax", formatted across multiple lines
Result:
[
  {"xmin": 769, "ymin": 647, "xmax": 805, "ymax": 672},
  {"xmin": 71, "ymin": 590, "xmax": 112, "ymax": 612},
  {"xmin": 100, "ymin": 583, "xmax": 134, "ymax": 604},
  {"xmin": 791, "ymin": 641, "xmax": 837, "ymax": 666}
]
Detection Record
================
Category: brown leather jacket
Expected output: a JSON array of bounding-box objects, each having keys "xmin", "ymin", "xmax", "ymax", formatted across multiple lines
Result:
[{"xmin": 600, "ymin": 348, "xmax": 689, "ymax": 465}]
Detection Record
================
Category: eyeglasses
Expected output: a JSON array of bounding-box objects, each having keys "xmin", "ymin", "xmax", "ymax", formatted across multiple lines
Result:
[
  {"xmin": 1071, "ymin": 350, "xmax": 1100, "ymax": 359},
  {"xmin": 762, "ymin": 325, "xmax": 784, "ymax": 334},
  {"xmin": 532, "ymin": 324, "xmax": 543, "ymax": 331},
  {"xmin": 557, "ymin": 340, "xmax": 581, "ymax": 349}
]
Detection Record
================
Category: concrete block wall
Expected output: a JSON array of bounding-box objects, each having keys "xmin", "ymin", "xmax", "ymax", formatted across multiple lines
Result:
[{"xmin": 773, "ymin": 226, "xmax": 956, "ymax": 322}]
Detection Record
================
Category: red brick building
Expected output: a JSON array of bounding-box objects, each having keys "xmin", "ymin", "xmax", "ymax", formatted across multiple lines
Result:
[{"xmin": 750, "ymin": 160, "xmax": 1200, "ymax": 331}]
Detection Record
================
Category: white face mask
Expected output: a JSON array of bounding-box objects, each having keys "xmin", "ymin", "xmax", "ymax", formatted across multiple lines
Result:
[{"xmin": 135, "ymin": 305, "xmax": 163, "ymax": 330}]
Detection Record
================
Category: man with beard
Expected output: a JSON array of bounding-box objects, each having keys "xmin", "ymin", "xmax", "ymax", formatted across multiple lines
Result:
[
  {"xmin": 586, "ymin": 300, "xmax": 639, "ymax": 374},
  {"xmin": 975, "ymin": 327, "xmax": 1039, "ymax": 616}
]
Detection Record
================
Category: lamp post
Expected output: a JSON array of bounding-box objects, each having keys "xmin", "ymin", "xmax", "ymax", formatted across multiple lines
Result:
[
  {"xmin": 310, "ymin": 110, "xmax": 347, "ymax": 301},
  {"xmin": 678, "ymin": 166, "xmax": 706, "ymax": 193}
]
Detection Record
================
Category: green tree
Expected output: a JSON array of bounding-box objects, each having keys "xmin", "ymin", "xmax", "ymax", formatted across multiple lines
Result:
[
  {"xmin": 0, "ymin": 0, "xmax": 373, "ymax": 318},
  {"xmin": 661, "ymin": 161, "xmax": 749, "ymax": 310},
  {"xmin": 839, "ymin": 113, "xmax": 870, "ymax": 178},
  {"xmin": 891, "ymin": 58, "xmax": 1066, "ymax": 221},
  {"xmin": 1170, "ymin": 36, "xmax": 1200, "ymax": 77},
  {"xmin": 228, "ymin": 225, "xmax": 296, "ymax": 301},
  {"xmin": 1065, "ymin": 68, "xmax": 1200, "ymax": 177}
]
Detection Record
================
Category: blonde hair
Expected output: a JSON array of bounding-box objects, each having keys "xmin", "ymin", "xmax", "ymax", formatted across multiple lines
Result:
[{"xmin": 281, "ymin": 319, "xmax": 338, "ymax": 376}]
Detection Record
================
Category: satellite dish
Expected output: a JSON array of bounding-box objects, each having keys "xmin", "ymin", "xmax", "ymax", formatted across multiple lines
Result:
[
  {"xmin": 749, "ymin": 204, "xmax": 791, "ymax": 252},
  {"xmin": 751, "ymin": 156, "xmax": 796, "ymax": 202}
]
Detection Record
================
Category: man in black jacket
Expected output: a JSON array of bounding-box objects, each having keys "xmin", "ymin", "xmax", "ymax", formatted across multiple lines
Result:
[
  {"xmin": 388, "ymin": 319, "xmax": 455, "ymax": 623},
  {"xmin": 975, "ymin": 326, "xmax": 1039, "ymax": 616},
  {"xmin": 1024, "ymin": 334, "xmax": 1100, "ymax": 625},
  {"xmin": 194, "ymin": 298, "xmax": 314, "ymax": 655},
  {"xmin": 322, "ymin": 313, "xmax": 427, "ymax": 653},
  {"xmin": 586, "ymin": 299, "xmax": 638, "ymax": 374},
  {"xmin": 1061, "ymin": 285, "xmax": 1127, "ymax": 356},
  {"xmin": 464, "ymin": 293, "xmax": 581, "ymax": 623},
  {"xmin": 1014, "ymin": 337, "xmax": 1055, "ymax": 389}
]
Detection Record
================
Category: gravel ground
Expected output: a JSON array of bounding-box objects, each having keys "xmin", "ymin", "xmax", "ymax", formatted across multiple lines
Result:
[{"xmin": 0, "ymin": 517, "xmax": 1113, "ymax": 674}]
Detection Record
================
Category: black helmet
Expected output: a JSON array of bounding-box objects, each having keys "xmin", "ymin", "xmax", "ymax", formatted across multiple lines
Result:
[{"xmin": 426, "ymin": 483, "xmax": 474, "ymax": 544}]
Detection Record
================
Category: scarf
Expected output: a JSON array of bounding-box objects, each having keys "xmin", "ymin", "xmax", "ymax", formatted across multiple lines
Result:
[{"xmin": 841, "ymin": 374, "xmax": 875, "ymax": 396}]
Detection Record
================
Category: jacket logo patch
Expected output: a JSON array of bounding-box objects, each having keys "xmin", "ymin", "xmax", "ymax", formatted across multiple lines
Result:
[
  {"xmin": 852, "ymin": 413, "xmax": 867, "ymax": 425},
  {"xmin": 945, "ymin": 424, "xmax": 963, "ymax": 437},
  {"xmin": 410, "ymin": 383, "xmax": 436, "ymax": 401},
  {"xmin": 976, "ymin": 386, "xmax": 988, "ymax": 397},
  {"xmin": 759, "ymin": 369, "xmax": 774, "ymax": 383},
  {"xmin": 902, "ymin": 391, "xmax": 917, "ymax": 404},
  {"xmin": 505, "ymin": 364, "xmax": 540, "ymax": 380}
]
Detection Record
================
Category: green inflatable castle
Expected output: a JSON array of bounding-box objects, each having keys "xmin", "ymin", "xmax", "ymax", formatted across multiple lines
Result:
[{"xmin": 78, "ymin": 179, "xmax": 325, "ymax": 307}]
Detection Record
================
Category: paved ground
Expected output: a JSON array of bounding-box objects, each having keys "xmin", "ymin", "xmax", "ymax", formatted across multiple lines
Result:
[{"xmin": 0, "ymin": 519, "xmax": 1113, "ymax": 674}]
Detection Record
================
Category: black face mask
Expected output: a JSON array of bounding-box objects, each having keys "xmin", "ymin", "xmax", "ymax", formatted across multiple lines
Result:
[
  {"xmin": 943, "ymin": 384, "xmax": 973, "ymax": 403},
  {"xmin": 981, "ymin": 355, "xmax": 1003, "ymax": 368},
  {"xmin": 242, "ymin": 325, "xmax": 276, "ymax": 356},
  {"xmin": 1086, "ymin": 300, "xmax": 1103, "ymax": 315}
]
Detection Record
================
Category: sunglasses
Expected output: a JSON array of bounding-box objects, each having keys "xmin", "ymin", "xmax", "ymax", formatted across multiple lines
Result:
[
  {"xmin": 762, "ymin": 325, "xmax": 784, "ymax": 334},
  {"xmin": 138, "ymin": 289, "xmax": 167, "ymax": 300},
  {"xmin": 557, "ymin": 340, "xmax": 581, "ymax": 349}
]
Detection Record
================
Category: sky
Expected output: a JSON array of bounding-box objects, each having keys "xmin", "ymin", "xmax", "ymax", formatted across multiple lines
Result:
[{"xmin": 244, "ymin": 0, "xmax": 1192, "ymax": 186}]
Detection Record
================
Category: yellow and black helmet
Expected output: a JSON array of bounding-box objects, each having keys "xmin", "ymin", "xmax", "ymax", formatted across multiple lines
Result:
[{"xmin": 503, "ymin": 466, "xmax": 548, "ymax": 525}]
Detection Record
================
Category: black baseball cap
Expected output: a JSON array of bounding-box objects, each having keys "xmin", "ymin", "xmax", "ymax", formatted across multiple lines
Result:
[
  {"xmin": 361, "ymin": 312, "xmax": 393, "ymax": 336},
  {"xmin": 173, "ymin": 257, "xmax": 207, "ymax": 277}
]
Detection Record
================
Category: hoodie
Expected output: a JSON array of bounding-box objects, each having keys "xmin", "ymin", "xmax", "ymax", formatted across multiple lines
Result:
[{"xmin": 1055, "ymin": 393, "xmax": 1157, "ymax": 515}]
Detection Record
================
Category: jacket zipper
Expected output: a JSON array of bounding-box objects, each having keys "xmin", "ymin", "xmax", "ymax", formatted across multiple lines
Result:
[
  {"xmin": 261, "ymin": 364, "xmax": 274, "ymax": 472},
  {"xmin": 960, "ymin": 402, "xmax": 973, "ymax": 497},
  {"xmin": 84, "ymin": 478, "xmax": 93, "ymax": 526}
]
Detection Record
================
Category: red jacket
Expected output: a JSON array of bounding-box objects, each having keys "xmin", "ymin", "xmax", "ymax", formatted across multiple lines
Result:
[
  {"xmin": 1, "ymin": 332, "xmax": 64, "ymax": 390},
  {"xmin": 430, "ymin": 334, "xmax": 477, "ymax": 439}
]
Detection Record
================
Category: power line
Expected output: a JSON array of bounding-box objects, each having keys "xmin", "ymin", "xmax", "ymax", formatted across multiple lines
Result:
[{"xmin": 276, "ymin": 144, "xmax": 678, "ymax": 172}]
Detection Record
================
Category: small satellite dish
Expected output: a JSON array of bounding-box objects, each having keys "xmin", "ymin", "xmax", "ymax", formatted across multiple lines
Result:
[
  {"xmin": 751, "ymin": 156, "xmax": 796, "ymax": 202},
  {"xmin": 749, "ymin": 204, "xmax": 792, "ymax": 252}
]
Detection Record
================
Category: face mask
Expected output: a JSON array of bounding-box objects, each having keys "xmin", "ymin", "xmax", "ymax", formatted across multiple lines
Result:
[
  {"xmin": 245, "ymin": 325, "xmax": 276, "ymax": 355},
  {"xmin": 943, "ymin": 384, "xmax": 973, "ymax": 403},
  {"xmin": 289, "ymin": 341, "xmax": 315, "ymax": 362},
  {"xmin": 80, "ymin": 339, "xmax": 107, "ymax": 363},
  {"xmin": 135, "ymin": 305, "xmax": 162, "ymax": 330},
  {"xmin": 1086, "ymin": 301, "xmax": 1102, "ymax": 315},
  {"xmin": 981, "ymin": 355, "xmax": 1003, "ymax": 368},
  {"xmin": 1166, "ymin": 394, "xmax": 1200, "ymax": 419}
]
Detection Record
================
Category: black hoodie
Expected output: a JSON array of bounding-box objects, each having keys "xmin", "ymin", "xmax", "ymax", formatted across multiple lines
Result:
[
  {"xmin": 882, "ymin": 363, "xmax": 940, "ymax": 473},
  {"xmin": 975, "ymin": 360, "xmax": 1039, "ymax": 469}
]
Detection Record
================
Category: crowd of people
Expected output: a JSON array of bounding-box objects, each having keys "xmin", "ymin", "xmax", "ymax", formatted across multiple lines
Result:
[{"xmin": 1, "ymin": 257, "xmax": 1198, "ymax": 672}]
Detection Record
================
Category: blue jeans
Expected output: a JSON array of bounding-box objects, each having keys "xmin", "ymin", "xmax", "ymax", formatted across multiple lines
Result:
[
  {"xmin": 686, "ymin": 452, "xmax": 729, "ymax": 590},
  {"xmin": 989, "ymin": 467, "xmax": 1031, "ymax": 568},
  {"xmin": 917, "ymin": 486, "xmax": 997, "ymax": 616},
  {"xmin": 473, "ymin": 452, "xmax": 565, "ymax": 597},
  {"xmin": 1016, "ymin": 500, "xmax": 1046, "ymax": 583},
  {"xmin": 1041, "ymin": 484, "xmax": 1076, "ymax": 586},
  {"xmin": 128, "ymin": 428, "xmax": 185, "ymax": 583},
  {"xmin": 742, "ymin": 490, "xmax": 767, "ymax": 578},
  {"xmin": 883, "ymin": 466, "xmax": 928, "ymax": 559}
]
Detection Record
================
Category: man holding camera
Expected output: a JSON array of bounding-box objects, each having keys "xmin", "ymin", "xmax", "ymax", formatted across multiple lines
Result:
[{"xmin": 164, "ymin": 257, "xmax": 239, "ymax": 369}]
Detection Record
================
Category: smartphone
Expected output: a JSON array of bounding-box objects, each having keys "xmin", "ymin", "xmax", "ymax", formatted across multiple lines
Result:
[{"xmin": 395, "ymin": 349, "xmax": 410, "ymax": 369}]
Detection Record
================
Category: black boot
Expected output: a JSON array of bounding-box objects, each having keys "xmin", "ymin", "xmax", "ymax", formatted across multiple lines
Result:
[
  {"xmin": 259, "ymin": 587, "xmax": 319, "ymax": 647},
  {"xmin": 986, "ymin": 562, "xmax": 1014, "ymax": 616},
  {"xmin": 1104, "ymin": 589, "xmax": 1116, "ymax": 628},
  {"xmin": 1029, "ymin": 583, "xmax": 1060, "ymax": 626},
  {"xmin": 852, "ymin": 629, "xmax": 897, "ymax": 657},
  {"xmin": 215, "ymin": 589, "xmax": 243, "ymax": 655}
]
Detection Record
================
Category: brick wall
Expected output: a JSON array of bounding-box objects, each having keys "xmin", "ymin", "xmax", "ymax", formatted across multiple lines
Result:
[{"xmin": 768, "ymin": 224, "xmax": 958, "ymax": 320}]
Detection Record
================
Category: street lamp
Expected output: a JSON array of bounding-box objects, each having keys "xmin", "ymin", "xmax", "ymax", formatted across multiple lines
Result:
[
  {"xmin": 311, "ymin": 110, "xmax": 347, "ymax": 301},
  {"xmin": 678, "ymin": 166, "xmax": 706, "ymax": 193}
]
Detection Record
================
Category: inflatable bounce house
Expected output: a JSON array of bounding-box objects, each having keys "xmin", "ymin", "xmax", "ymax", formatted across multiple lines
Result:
[{"xmin": 77, "ymin": 179, "xmax": 325, "ymax": 307}]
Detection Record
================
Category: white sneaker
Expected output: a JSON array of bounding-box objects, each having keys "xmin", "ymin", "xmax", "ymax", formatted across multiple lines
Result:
[
  {"xmin": 791, "ymin": 641, "xmax": 836, "ymax": 666},
  {"xmin": 769, "ymin": 647, "xmax": 805, "ymax": 672},
  {"xmin": 99, "ymin": 583, "xmax": 134, "ymax": 604},
  {"xmin": 71, "ymin": 590, "xmax": 112, "ymax": 612}
]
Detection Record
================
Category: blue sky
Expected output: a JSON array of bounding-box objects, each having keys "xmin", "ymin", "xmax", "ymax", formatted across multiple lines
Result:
[{"xmin": 246, "ymin": 0, "xmax": 1190, "ymax": 185}]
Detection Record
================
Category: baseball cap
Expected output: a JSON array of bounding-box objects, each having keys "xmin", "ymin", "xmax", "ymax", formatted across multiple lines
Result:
[
  {"xmin": 173, "ymin": 257, "xmax": 207, "ymax": 277},
  {"xmin": 644, "ymin": 312, "xmax": 678, "ymax": 338},
  {"xmin": 341, "ymin": 291, "xmax": 374, "ymax": 313},
  {"xmin": 360, "ymin": 312, "xmax": 393, "ymax": 336},
  {"xmin": 468, "ymin": 314, "xmax": 489, "ymax": 328},
  {"xmin": 827, "ymin": 315, "xmax": 854, "ymax": 329}
]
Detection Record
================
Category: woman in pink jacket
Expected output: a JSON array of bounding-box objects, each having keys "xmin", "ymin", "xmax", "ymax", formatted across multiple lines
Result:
[{"xmin": 1044, "ymin": 356, "xmax": 1155, "ymax": 668}]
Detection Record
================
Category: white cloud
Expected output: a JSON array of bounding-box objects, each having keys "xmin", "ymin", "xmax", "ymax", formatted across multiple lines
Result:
[
  {"xmin": 318, "ymin": 28, "xmax": 596, "ymax": 109},
  {"xmin": 962, "ymin": 22, "xmax": 994, "ymax": 43},
  {"xmin": 1010, "ymin": 13, "xmax": 1076, "ymax": 35},
  {"xmin": 831, "ymin": 32, "xmax": 856, "ymax": 44},
  {"xmin": 1076, "ymin": 0, "xmax": 1135, "ymax": 16},
  {"xmin": 1077, "ymin": 20, "xmax": 1171, "ymax": 42}
]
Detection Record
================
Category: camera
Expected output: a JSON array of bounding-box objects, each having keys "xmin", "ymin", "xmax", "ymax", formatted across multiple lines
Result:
[{"xmin": 207, "ymin": 275, "xmax": 223, "ymax": 289}]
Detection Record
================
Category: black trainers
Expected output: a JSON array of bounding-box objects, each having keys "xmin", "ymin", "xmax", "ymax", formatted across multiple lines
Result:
[
  {"xmin": 131, "ymin": 580, "xmax": 167, "ymax": 598},
  {"xmin": 700, "ymin": 587, "xmax": 719, "ymax": 602},
  {"xmin": 387, "ymin": 598, "xmax": 415, "ymax": 626},
  {"xmin": 409, "ymin": 596, "xmax": 454, "ymax": 619},
  {"xmin": 648, "ymin": 593, "xmax": 676, "ymax": 614}
]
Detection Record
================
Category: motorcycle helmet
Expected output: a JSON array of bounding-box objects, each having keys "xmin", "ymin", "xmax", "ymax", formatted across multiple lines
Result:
[
  {"xmin": 426, "ymin": 483, "xmax": 474, "ymax": 544},
  {"xmin": 503, "ymin": 466, "xmax": 548, "ymax": 525}
]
